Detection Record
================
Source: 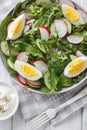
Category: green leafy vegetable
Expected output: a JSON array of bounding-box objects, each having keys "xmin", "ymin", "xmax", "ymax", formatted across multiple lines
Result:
[{"xmin": 0, "ymin": 16, "xmax": 12, "ymax": 41}]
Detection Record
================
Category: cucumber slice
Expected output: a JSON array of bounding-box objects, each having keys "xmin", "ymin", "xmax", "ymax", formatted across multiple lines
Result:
[
  {"xmin": 36, "ymin": 39, "xmax": 46, "ymax": 53},
  {"xmin": 50, "ymin": 23, "xmax": 57, "ymax": 37},
  {"xmin": 36, "ymin": 0, "xmax": 53, "ymax": 4},
  {"xmin": 70, "ymin": 54, "xmax": 77, "ymax": 61},
  {"xmin": 44, "ymin": 71, "xmax": 51, "ymax": 90},
  {"xmin": 7, "ymin": 58, "xmax": 15, "ymax": 70},
  {"xmin": 63, "ymin": 18, "xmax": 72, "ymax": 34},
  {"xmin": 1, "ymin": 41, "xmax": 10, "ymax": 56},
  {"xmin": 25, "ymin": 79, "xmax": 41, "ymax": 88}
]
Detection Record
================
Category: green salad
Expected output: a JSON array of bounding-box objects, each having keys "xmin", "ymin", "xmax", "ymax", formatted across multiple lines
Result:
[{"xmin": 0, "ymin": 0, "xmax": 87, "ymax": 93}]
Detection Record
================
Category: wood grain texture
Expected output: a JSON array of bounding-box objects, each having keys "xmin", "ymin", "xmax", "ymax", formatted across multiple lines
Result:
[
  {"xmin": 0, "ymin": 118, "xmax": 12, "ymax": 130},
  {"xmin": 82, "ymin": 105, "xmax": 87, "ymax": 130}
]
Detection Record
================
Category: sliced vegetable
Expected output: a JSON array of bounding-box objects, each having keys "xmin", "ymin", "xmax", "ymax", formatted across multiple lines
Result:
[
  {"xmin": 39, "ymin": 26, "xmax": 50, "ymax": 40},
  {"xmin": 67, "ymin": 35, "xmax": 84, "ymax": 44},
  {"xmin": 24, "ymin": 18, "xmax": 35, "ymax": 32},
  {"xmin": 19, "ymin": 11, "xmax": 30, "ymax": 19},
  {"xmin": 24, "ymin": 25, "xmax": 30, "ymax": 32},
  {"xmin": 7, "ymin": 58, "xmax": 15, "ymax": 70},
  {"xmin": 7, "ymin": 22, "xmax": 12, "ymax": 32},
  {"xmin": 77, "ymin": 9, "xmax": 87, "ymax": 23},
  {"xmin": 75, "ymin": 50, "xmax": 85, "ymax": 57},
  {"xmin": 1, "ymin": 41, "xmax": 10, "ymax": 56},
  {"xmin": 36, "ymin": 39, "xmax": 46, "ymax": 53},
  {"xmin": 16, "ymin": 52, "xmax": 28, "ymax": 62},
  {"xmin": 36, "ymin": 0, "xmax": 53, "ymax": 4},
  {"xmin": 54, "ymin": 19, "xmax": 68, "ymax": 38},
  {"xmin": 25, "ymin": 18, "xmax": 35, "ymax": 25},
  {"xmin": 44, "ymin": 71, "xmax": 51, "ymax": 90},
  {"xmin": 70, "ymin": 54, "xmax": 77, "ymax": 60},
  {"xmin": 59, "ymin": 0, "xmax": 75, "ymax": 8},
  {"xmin": 50, "ymin": 23, "xmax": 57, "ymax": 37},
  {"xmin": 17, "ymin": 74, "xmax": 27, "ymax": 86},
  {"xmin": 63, "ymin": 18, "xmax": 72, "ymax": 34},
  {"xmin": 25, "ymin": 79, "xmax": 41, "ymax": 88},
  {"xmin": 33, "ymin": 60, "xmax": 48, "ymax": 73}
]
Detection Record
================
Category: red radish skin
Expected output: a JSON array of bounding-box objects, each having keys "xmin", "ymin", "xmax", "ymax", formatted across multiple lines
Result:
[
  {"xmin": 17, "ymin": 75, "xmax": 27, "ymax": 86},
  {"xmin": 54, "ymin": 19, "xmax": 68, "ymax": 38},
  {"xmin": 16, "ymin": 52, "xmax": 28, "ymax": 62},
  {"xmin": 67, "ymin": 35, "xmax": 84, "ymax": 44},
  {"xmin": 59, "ymin": 0, "xmax": 75, "ymax": 8},
  {"xmin": 25, "ymin": 79, "xmax": 41, "ymax": 88},
  {"xmin": 39, "ymin": 26, "xmax": 50, "ymax": 40},
  {"xmin": 25, "ymin": 18, "xmax": 35, "ymax": 25}
]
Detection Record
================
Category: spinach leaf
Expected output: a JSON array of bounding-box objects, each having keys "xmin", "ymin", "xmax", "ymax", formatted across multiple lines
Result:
[
  {"xmin": 59, "ymin": 73, "xmax": 73, "ymax": 87},
  {"xmin": 50, "ymin": 68, "xmax": 59, "ymax": 91},
  {"xmin": 0, "ymin": 16, "xmax": 12, "ymax": 41},
  {"xmin": 11, "ymin": 2, "xmax": 22, "ymax": 17}
]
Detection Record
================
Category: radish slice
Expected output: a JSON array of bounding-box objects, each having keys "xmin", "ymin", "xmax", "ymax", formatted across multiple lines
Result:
[
  {"xmin": 75, "ymin": 50, "xmax": 85, "ymax": 57},
  {"xmin": 63, "ymin": 18, "xmax": 72, "ymax": 34},
  {"xmin": 59, "ymin": 0, "xmax": 75, "ymax": 8},
  {"xmin": 17, "ymin": 74, "xmax": 27, "ymax": 86},
  {"xmin": 19, "ymin": 11, "xmax": 30, "ymax": 19},
  {"xmin": 7, "ymin": 22, "xmax": 12, "ymax": 32},
  {"xmin": 16, "ymin": 52, "xmax": 28, "ymax": 62},
  {"xmin": 67, "ymin": 35, "xmax": 84, "ymax": 44},
  {"xmin": 24, "ymin": 25, "xmax": 30, "ymax": 32},
  {"xmin": 24, "ymin": 19, "xmax": 35, "ymax": 32},
  {"xmin": 39, "ymin": 26, "xmax": 50, "ymax": 40},
  {"xmin": 54, "ymin": 19, "xmax": 68, "ymax": 38},
  {"xmin": 25, "ymin": 79, "xmax": 41, "ymax": 88},
  {"xmin": 25, "ymin": 18, "xmax": 35, "ymax": 25},
  {"xmin": 33, "ymin": 60, "xmax": 48, "ymax": 73},
  {"xmin": 77, "ymin": 10, "xmax": 87, "ymax": 23}
]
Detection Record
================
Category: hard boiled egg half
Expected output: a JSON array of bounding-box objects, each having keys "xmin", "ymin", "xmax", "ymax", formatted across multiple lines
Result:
[
  {"xmin": 64, "ymin": 56, "xmax": 87, "ymax": 78},
  {"xmin": 62, "ymin": 4, "xmax": 84, "ymax": 25},
  {"xmin": 7, "ymin": 14, "xmax": 25, "ymax": 40},
  {"xmin": 14, "ymin": 60, "xmax": 42, "ymax": 81}
]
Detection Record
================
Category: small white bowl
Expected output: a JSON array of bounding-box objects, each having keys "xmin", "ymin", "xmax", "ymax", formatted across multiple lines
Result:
[{"xmin": 0, "ymin": 82, "xmax": 19, "ymax": 120}]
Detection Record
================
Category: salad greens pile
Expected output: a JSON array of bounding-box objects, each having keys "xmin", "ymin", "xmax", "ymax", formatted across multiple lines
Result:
[{"xmin": 0, "ymin": 0, "xmax": 87, "ymax": 93}]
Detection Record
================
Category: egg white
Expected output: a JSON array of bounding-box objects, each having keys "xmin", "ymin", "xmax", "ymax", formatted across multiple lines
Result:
[
  {"xmin": 64, "ymin": 56, "xmax": 87, "ymax": 78},
  {"xmin": 62, "ymin": 4, "xmax": 85, "ymax": 25},
  {"xmin": 14, "ymin": 60, "xmax": 42, "ymax": 81},
  {"xmin": 7, "ymin": 14, "xmax": 25, "ymax": 40}
]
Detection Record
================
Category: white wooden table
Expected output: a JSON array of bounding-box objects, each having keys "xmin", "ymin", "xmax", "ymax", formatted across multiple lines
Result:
[{"xmin": 0, "ymin": 0, "xmax": 87, "ymax": 130}]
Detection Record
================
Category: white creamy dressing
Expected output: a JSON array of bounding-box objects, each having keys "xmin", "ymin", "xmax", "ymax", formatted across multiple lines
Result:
[{"xmin": 0, "ymin": 84, "xmax": 16, "ymax": 118}]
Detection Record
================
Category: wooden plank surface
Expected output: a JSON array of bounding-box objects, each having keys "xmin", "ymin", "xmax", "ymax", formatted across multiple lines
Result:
[
  {"xmin": 0, "ymin": 118, "xmax": 12, "ymax": 130},
  {"xmin": 82, "ymin": 106, "xmax": 87, "ymax": 130}
]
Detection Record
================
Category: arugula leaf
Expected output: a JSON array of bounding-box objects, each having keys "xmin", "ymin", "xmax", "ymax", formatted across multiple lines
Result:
[
  {"xmin": 26, "ymin": 44, "xmax": 44, "ymax": 58},
  {"xmin": 48, "ymin": 51, "xmax": 70, "ymax": 75}
]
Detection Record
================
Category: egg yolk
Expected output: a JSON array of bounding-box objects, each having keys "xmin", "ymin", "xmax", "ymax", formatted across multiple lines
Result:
[
  {"xmin": 68, "ymin": 59, "xmax": 84, "ymax": 74},
  {"xmin": 12, "ymin": 20, "xmax": 22, "ymax": 35},
  {"xmin": 65, "ymin": 7, "xmax": 80, "ymax": 22},
  {"xmin": 21, "ymin": 64, "xmax": 38, "ymax": 77}
]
